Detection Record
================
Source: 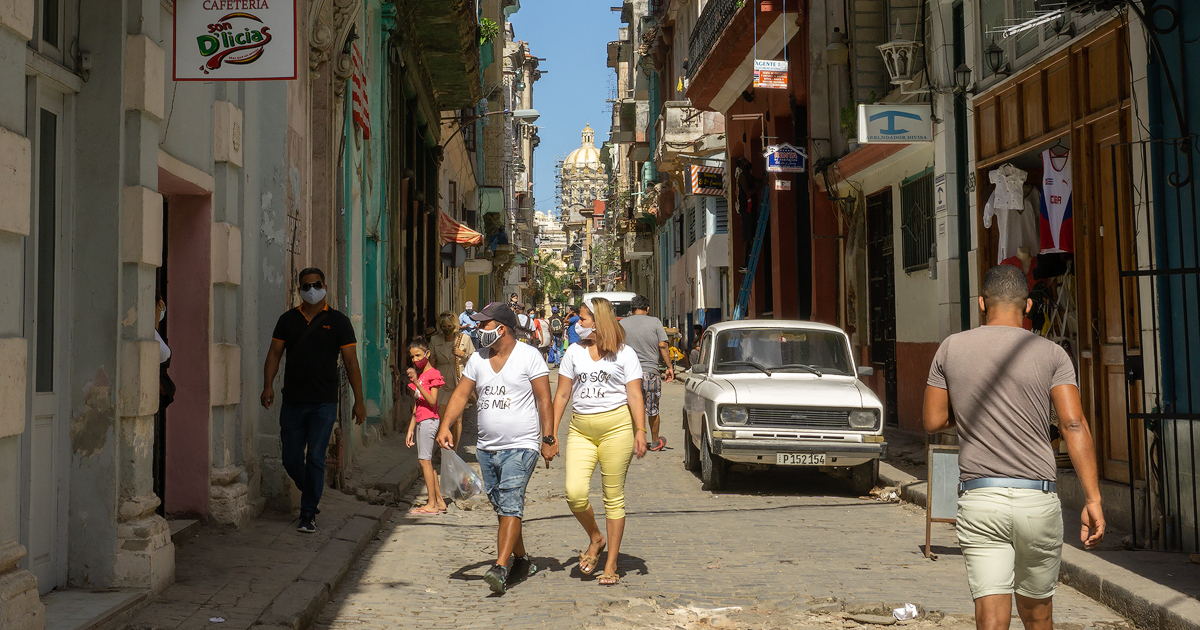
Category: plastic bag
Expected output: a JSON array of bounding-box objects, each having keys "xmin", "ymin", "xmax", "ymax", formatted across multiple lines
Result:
[{"xmin": 439, "ymin": 448, "xmax": 485, "ymax": 501}]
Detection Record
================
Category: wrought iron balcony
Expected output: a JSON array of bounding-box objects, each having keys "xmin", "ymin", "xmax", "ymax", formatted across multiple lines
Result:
[{"xmin": 687, "ymin": 0, "xmax": 740, "ymax": 79}]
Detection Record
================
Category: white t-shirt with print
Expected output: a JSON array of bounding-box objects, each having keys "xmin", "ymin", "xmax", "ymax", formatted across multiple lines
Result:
[
  {"xmin": 559, "ymin": 343, "xmax": 644, "ymax": 414},
  {"xmin": 463, "ymin": 341, "xmax": 549, "ymax": 451}
]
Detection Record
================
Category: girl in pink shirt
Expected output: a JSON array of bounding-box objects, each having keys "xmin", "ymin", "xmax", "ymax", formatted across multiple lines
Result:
[{"xmin": 405, "ymin": 338, "xmax": 447, "ymax": 514}]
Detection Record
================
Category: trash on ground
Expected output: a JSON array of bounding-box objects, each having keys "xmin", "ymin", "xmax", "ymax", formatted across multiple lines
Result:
[
  {"xmin": 893, "ymin": 603, "xmax": 919, "ymax": 621},
  {"xmin": 209, "ymin": 618, "xmax": 226, "ymax": 623}
]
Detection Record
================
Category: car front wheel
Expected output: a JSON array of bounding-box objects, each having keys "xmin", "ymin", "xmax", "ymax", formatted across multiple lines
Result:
[
  {"xmin": 851, "ymin": 459, "xmax": 879, "ymax": 496},
  {"xmin": 682, "ymin": 412, "xmax": 700, "ymax": 472},
  {"xmin": 700, "ymin": 426, "xmax": 727, "ymax": 491}
]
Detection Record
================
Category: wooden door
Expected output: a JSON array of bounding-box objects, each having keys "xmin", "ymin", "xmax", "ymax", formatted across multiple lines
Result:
[
  {"xmin": 1083, "ymin": 111, "xmax": 1138, "ymax": 483},
  {"xmin": 866, "ymin": 190, "xmax": 897, "ymax": 426}
]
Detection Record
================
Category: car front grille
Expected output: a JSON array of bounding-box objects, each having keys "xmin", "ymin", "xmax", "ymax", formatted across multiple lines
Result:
[{"xmin": 746, "ymin": 407, "xmax": 852, "ymax": 429}]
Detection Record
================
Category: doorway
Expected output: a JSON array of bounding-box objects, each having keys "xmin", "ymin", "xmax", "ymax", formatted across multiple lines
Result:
[
  {"xmin": 867, "ymin": 189, "xmax": 898, "ymax": 427},
  {"xmin": 21, "ymin": 93, "xmax": 70, "ymax": 595}
]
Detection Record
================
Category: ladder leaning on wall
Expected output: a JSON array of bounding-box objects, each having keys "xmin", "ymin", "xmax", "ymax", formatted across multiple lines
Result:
[{"xmin": 732, "ymin": 185, "xmax": 771, "ymax": 321}]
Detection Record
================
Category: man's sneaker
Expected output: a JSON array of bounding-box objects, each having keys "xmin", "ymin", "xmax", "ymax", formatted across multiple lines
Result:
[
  {"xmin": 483, "ymin": 564, "xmax": 509, "ymax": 594},
  {"xmin": 297, "ymin": 514, "xmax": 316, "ymax": 534},
  {"xmin": 507, "ymin": 555, "xmax": 539, "ymax": 584}
]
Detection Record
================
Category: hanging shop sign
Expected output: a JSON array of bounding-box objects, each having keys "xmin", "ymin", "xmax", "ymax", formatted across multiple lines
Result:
[
  {"xmin": 752, "ymin": 59, "xmax": 788, "ymax": 89},
  {"xmin": 174, "ymin": 1, "xmax": 298, "ymax": 81},
  {"xmin": 689, "ymin": 164, "xmax": 726, "ymax": 196},
  {"xmin": 764, "ymin": 143, "xmax": 808, "ymax": 173},
  {"xmin": 857, "ymin": 104, "xmax": 934, "ymax": 143}
]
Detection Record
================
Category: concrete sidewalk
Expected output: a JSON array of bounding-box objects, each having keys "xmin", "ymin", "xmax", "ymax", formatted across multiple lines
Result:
[
  {"xmin": 878, "ymin": 433, "xmax": 1200, "ymax": 630},
  {"xmin": 114, "ymin": 491, "xmax": 391, "ymax": 630}
]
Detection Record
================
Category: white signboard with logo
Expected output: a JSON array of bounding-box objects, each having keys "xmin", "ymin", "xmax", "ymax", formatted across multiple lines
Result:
[
  {"xmin": 857, "ymin": 104, "xmax": 934, "ymax": 144},
  {"xmin": 174, "ymin": 1, "xmax": 297, "ymax": 81}
]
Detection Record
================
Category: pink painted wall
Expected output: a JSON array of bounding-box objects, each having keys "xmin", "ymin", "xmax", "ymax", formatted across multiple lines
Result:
[{"xmin": 162, "ymin": 187, "xmax": 212, "ymax": 516}]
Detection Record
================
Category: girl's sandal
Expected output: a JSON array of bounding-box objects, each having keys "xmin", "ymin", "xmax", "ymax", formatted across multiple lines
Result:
[{"xmin": 597, "ymin": 572, "xmax": 620, "ymax": 585}]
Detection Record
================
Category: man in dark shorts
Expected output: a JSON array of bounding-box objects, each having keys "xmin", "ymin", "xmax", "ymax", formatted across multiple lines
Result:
[
  {"xmin": 619, "ymin": 295, "xmax": 674, "ymax": 451},
  {"xmin": 262, "ymin": 268, "xmax": 366, "ymax": 534},
  {"xmin": 924, "ymin": 264, "xmax": 1104, "ymax": 630},
  {"xmin": 437, "ymin": 303, "xmax": 553, "ymax": 594}
]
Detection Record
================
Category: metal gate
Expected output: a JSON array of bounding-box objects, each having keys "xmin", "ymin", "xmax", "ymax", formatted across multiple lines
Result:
[
  {"xmin": 1112, "ymin": 136, "xmax": 1200, "ymax": 552},
  {"xmin": 867, "ymin": 190, "xmax": 898, "ymax": 427}
]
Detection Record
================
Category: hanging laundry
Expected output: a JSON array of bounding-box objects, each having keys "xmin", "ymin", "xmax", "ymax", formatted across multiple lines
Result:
[
  {"xmin": 1039, "ymin": 148, "xmax": 1074, "ymax": 253},
  {"xmin": 988, "ymin": 163, "xmax": 1027, "ymax": 210},
  {"xmin": 985, "ymin": 186, "xmax": 1041, "ymax": 264}
]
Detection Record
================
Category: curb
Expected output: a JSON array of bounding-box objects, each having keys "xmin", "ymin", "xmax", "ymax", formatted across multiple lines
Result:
[
  {"xmin": 256, "ymin": 504, "xmax": 393, "ymax": 630},
  {"xmin": 878, "ymin": 462, "xmax": 1200, "ymax": 630}
]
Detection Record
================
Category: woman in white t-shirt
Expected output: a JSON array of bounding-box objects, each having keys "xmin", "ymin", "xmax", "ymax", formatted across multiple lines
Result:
[{"xmin": 549, "ymin": 297, "xmax": 647, "ymax": 585}]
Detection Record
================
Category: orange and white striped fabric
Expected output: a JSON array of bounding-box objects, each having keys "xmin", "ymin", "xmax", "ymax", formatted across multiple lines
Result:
[{"xmin": 438, "ymin": 211, "xmax": 483, "ymax": 246}]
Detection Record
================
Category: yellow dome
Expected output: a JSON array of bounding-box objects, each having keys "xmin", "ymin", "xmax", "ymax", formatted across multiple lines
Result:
[{"xmin": 564, "ymin": 124, "xmax": 602, "ymax": 171}]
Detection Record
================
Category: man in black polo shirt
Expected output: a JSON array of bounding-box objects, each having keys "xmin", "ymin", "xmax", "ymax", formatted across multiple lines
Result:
[{"xmin": 261, "ymin": 268, "xmax": 366, "ymax": 533}]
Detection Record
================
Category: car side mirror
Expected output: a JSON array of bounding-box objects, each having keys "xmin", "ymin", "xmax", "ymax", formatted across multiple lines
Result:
[{"xmin": 857, "ymin": 366, "xmax": 874, "ymax": 378}]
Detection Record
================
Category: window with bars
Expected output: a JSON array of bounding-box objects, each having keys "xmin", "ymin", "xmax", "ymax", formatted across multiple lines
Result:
[
  {"xmin": 686, "ymin": 202, "xmax": 697, "ymax": 247},
  {"xmin": 714, "ymin": 198, "xmax": 729, "ymax": 234},
  {"xmin": 698, "ymin": 199, "xmax": 707, "ymax": 239},
  {"xmin": 900, "ymin": 170, "xmax": 935, "ymax": 273}
]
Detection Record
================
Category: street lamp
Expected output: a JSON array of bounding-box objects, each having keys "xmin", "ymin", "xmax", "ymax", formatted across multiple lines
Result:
[
  {"xmin": 440, "ymin": 108, "xmax": 541, "ymax": 148},
  {"xmin": 825, "ymin": 27, "xmax": 849, "ymax": 66},
  {"xmin": 984, "ymin": 40, "xmax": 1009, "ymax": 77},
  {"xmin": 954, "ymin": 63, "xmax": 973, "ymax": 94}
]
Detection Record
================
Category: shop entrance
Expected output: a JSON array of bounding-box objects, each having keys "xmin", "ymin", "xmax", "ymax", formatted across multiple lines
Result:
[{"xmin": 867, "ymin": 189, "xmax": 897, "ymax": 427}]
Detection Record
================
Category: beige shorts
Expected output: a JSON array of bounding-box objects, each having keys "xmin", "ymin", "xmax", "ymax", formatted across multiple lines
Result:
[{"xmin": 956, "ymin": 487, "xmax": 1063, "ymax": 600}]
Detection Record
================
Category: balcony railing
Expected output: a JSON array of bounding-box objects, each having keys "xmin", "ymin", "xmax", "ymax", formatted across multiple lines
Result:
[{"xmin": 687, "ymin": 0, "xmax": 739, "ymax": 79}]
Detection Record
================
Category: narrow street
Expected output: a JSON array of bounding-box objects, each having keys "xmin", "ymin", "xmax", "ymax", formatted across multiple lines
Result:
[{"xmin": 311, "ymin": 379, "xmax": 1128, "ymax": 630}]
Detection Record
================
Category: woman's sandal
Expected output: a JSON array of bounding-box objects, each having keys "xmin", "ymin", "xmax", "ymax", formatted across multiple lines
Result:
[
  {"xmin": 578, "ymin": 541, "xmax": 606, "ymax": 575},
  {"xmin": 597, "ymin": 572, "xmax": 620, "ymax": 585}
]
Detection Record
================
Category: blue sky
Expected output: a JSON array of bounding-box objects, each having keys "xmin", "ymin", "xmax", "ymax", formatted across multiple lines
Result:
[{"xmin": 509, "ymin": 0, "xmax": 620, "ymax": 218}]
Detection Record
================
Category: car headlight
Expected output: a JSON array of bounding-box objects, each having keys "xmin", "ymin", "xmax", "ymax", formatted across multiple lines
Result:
[
  {"xmin": 848, "ymin": 410, "xmax": 877, "ymax": 429},
  {"xmin": 720, "ymin": 405, "xmax": 749, "ymax": 426}
]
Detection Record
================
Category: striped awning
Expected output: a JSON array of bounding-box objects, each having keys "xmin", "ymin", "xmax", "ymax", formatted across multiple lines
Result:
[{"xmin": 438, "ymin": 211, "xmax": 483, "ymax": 247}]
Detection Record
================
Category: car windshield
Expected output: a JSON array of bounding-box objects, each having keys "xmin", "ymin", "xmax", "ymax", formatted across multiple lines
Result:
[
  {"xmin": 711, "ymin": 328, "xmax": 854, "ymax": 376},
  {"xmin": 609, "ymin": 301, "xmax": 633, "ymax": 317}
]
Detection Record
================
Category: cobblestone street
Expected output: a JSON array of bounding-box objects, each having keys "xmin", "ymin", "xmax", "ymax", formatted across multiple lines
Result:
[{"xmin": 312, "ymin": 378, "xmax": 1129, "ymax": 630}]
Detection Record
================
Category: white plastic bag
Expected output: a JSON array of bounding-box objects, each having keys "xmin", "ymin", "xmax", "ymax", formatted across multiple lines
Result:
[
  {"xmin": 893, "ymin": 603, "xmax": 919, "ymax": 621},
  {"xmin": 439, "ymin": 448, "xmax": 485, "ymax": 501}
]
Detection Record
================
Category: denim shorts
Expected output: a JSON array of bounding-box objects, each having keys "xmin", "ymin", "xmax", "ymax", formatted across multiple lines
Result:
[{"xmin": 476, "ymin": 448, "xmax": 539, "ymax": 518}]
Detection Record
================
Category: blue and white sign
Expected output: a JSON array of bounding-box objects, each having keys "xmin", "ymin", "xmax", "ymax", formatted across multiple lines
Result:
[
  {"xmin": 857, "ymin": 104, "xmax": 934, "ymax": 144},
  {"xmin": 765, "ymin": 143, "xmax": 808, "ymax": 173}
]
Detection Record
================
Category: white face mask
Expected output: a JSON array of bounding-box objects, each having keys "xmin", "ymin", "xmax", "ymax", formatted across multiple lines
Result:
[
  {"xmin": 158, "ymin": 305, "xmax": 166, "ymax": 322},
  {"xmin": 574, "ymin": 322, "xmax": 594, "ymax": 340},
  {"xmin": 300, "ymin": 287, "xmax": 327, "ymax": 305},
  {"xmin": 478, "ymin": 325, "xmax": 504, "ymax": 348}
]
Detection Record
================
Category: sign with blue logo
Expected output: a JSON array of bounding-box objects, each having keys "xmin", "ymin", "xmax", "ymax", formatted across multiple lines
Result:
[
  {"xmin": 857, "ymin": 104, "xmax": 934, "ymax": 143},
  {"xmin": 765, "ymin": 143, "xmax": 808, "ymax": 173}
]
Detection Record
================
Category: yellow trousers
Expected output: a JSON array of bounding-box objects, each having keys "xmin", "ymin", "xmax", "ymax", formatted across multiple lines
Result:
[{"xmin": 565, "ymin": 405, "xmax": 635, "ymax": 520}]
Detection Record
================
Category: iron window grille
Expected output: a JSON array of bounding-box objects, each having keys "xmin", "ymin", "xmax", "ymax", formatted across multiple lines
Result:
[
  {"xmin": 687, "ymin": 202, "xmax": 697, "ymax": 247},
  {"xmin": 900, "ymin": 170, "xmax": 935, "ymax": 273}
]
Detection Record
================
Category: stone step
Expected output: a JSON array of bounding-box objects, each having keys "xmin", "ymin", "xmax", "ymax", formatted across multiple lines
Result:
[{"xmin": 167, "ymin": 518, "xmax": 200, "ymax": 548}]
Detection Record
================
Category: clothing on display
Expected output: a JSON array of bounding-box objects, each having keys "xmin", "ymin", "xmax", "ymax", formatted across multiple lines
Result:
[
  {"xmin": 1039, "ymin": 148, "xmax": 1074, "ymax": 254},
  {"xmin": 985, "ymin": 185, "xmax": 1041, "ymax": 264},
  {"xmin": 988, "ymin": 163, "xmax": 1028, "ymax": 210}
]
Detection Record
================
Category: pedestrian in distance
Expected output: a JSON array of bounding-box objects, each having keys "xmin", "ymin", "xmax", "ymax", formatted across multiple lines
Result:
[
  {"xmin": 459, "ymin": 301, "xmax": 481, "ymax": 350},
  {"xmin": 535, "ymin": 309, "xmax": 553, "ymax": 362},
  {"xmin": 923, "ymin": 264, "xmax": 1105, "ymax": 630},
  {"xmin": 565, "ymin": 306, "xmax": 581, "ymax": 346},
  {"xmin": 619, "ymin": 295, "xmax": 675, "ymax": 451},
  {"xmin": 262, "ymin": 268, "xmax": 366, "ymax": 534},
  {"xmin": 431, "ymin": 311, "xmax": 474, "ymax": 450},
  {"xmin": 405, "ymin": 338, "xmax": 447, "ymax": 515},
  {"xmin": 548, "ymin": 297, "xmax": 648, "ymax": 586},
  {"xmin": 436, "ymin": 302, "xmax": 553, "ymax": 595}
]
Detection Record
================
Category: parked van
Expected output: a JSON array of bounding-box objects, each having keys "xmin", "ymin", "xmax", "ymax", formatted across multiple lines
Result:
[{"xmin": 582, "ymin": 291, "xmax": 637, "ymax": 318}]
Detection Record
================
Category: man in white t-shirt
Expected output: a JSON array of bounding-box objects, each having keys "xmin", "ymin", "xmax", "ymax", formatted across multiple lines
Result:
[{"xmin": 437, "ymin": 302, "xmax": 553, "ymax": 595}]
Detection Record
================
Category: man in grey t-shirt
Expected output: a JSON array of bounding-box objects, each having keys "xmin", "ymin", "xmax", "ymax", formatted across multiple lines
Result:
[
  {"xmin": 924, "ymin": 264, "xmax": 1104, "ymax": 630},
  {"xmin": 619, "ymin": 295, "xmax": 674, "ymax": 451}
]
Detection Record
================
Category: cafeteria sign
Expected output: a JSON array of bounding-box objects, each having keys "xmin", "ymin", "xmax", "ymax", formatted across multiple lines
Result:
[
  {"xmin": 765, "ymin": 143, "xmax": 807, "ymax": 173},
  {"xmin": 174, "ymin": 1, "xmax": 297, "ymax": 81},
  {"xmin": 753, "ymin": 59, "xmax": 788, "ymax": 89},
  {"xmin": 689, "ymin": 164, "xmax": 725, "ymax": 196}
]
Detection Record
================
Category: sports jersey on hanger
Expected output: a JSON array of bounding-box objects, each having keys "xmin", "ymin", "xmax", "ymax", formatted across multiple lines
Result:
[{"xmin": 1039, "ymin": 148, "xmax": 1074, "ymax": 253}]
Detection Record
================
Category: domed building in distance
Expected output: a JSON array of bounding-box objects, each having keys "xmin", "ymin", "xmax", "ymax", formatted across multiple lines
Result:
[{"xmin": 560, "ymin": 124, "xmax": 607, "ymax": 226}]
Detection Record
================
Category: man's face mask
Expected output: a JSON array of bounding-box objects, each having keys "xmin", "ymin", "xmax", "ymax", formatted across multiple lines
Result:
[{"xmin": 478, "ymin": 324, "xmax": 504, "ymax": 347}]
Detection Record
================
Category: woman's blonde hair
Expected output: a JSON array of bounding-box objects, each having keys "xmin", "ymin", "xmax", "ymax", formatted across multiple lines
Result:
[
  {"xmin": 583, "ymin": 297, "xmax": 625, "ymax": 358},
  {"xmin": 437, "ymin": 311, "xmax": 458, "ymax": 332}
]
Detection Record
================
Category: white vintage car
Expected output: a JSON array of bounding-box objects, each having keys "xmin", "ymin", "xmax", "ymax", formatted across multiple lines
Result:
[{"xmin": 682, "ymin": 320, "xmax": 887, "ymax": 493}]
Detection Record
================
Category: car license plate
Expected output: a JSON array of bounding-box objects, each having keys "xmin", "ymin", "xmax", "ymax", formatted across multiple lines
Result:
[{"xmin": 776, "ymin": 453, "xmax": 826, "ymax": 466}]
